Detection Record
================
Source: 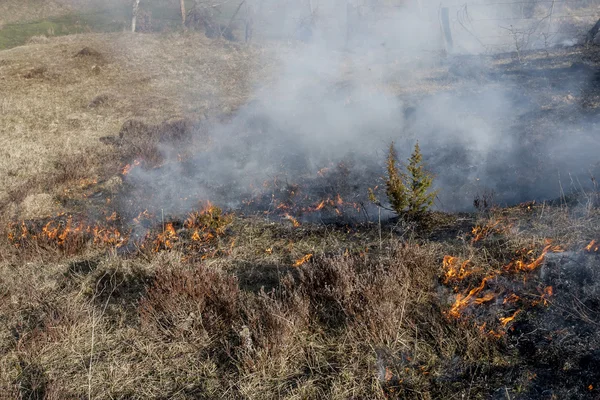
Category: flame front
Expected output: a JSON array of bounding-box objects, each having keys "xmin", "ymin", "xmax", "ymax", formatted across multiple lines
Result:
[
  {"xmin": 294, "ymin": 253, "xmax": 313, "ymax": 267},
  {"xmin": 442, "ymin": 256, "xmax": 479, "ymax": 284},
  {"xmin": 285, "ymin": 214, "xmax": 301, "ymax": 227},
  {"xmin": 499, "ymin": 310, "xmax": 521, "ymax": 327},
  {"xmin": 585, "ymin": 240, "xmax": 599, "ymax": 252}
]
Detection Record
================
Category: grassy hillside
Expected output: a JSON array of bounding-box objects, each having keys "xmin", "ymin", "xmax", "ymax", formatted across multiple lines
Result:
[
  {"xmin": 0, "ymin": 0, "xmax": 212, "ymax": 50},
  {"xmin": 0, "ymin": 32, "xmax": 273, "ymax": 221},
  {"xmin": 1, "ymin": 13, "xmax": 600, "ymax": 399}
]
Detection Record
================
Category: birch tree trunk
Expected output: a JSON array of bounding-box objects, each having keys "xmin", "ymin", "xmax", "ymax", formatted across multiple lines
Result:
[
  {"xmin": 180, "ymin": 0, "xmax": 186, "ymax": 26},
  {"xmin": 132, "ymin": 0, "xmax": 141, "ymax": 32}
]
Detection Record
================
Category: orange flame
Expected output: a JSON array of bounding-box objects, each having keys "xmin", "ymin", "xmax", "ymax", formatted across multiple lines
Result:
[
  {"xmin": 285, "ymin": 214, "xmax": 300, "ymax": 227},
  {"xmin": 191, "ymin": 230, "xmax": 201, "ymax": 241},
  {"xmin": 503, "ymin": 293, "xmax": 520, "ymax": 304},
  {"xmin": 536, "ymin": 286, "xmax": 553, "ymax": 307},
  {"xmin": 474, "ymin": 293, "xmax": 495, "ymax": 304},
  {"xmin": 153, "ymin": 223, "xmax": 178, "ymax": 252},
  {"xmin": 505, "ymin": 241, "xmax": 563, "ymax": 273},
  {"xmin": 121, "ymin": 159, "xmax": 141, "ymax": 176},
  {"xmin": 499, "ymin": 309, "xmax": 521, "ymax": 327},
  {"xmin": 442, "ymin": 256, "xmax": 479, "ymax": 284},
  {"xmin": 447, "ymin": 276, "xmax": 490, "ymax": 319},
  {"xmin": 294, "ymin": 253, "xmax": 313, "ymax": 267},
  {"xmin": 585, "ymin": 240, "xmax": 599, "ymax": 252},
  {"xmin": 471, "ymin": 220, "xmax": 501, "ymax": 242}
]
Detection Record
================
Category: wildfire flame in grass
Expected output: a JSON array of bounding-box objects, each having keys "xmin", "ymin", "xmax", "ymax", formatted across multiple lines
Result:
[
  {"xmin": 443, "ymin": 239, "xmax": 564, "ymax": 337},
  {"xmin": 8, "ymin": 214, "xmax": 128, "ymax": 250},
  {"xmin": 121, "ymin": 159, "xmax": 141, "ymax": 176},
  {"xmin": 585, "ymin": 239, "xmax": 599, "ymax": 252},
  {"xmin": 7, "ymin": 203, "xmax": 232, "ymax": 260},
  {"xmin": 294, "ymin": 253, "xmax": 313, "ymax": 267}
]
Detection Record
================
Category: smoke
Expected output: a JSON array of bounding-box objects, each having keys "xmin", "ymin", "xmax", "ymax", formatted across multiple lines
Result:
[{"xmin": 120, "ymin": 0, "xmax": 600, "ymax": 219}]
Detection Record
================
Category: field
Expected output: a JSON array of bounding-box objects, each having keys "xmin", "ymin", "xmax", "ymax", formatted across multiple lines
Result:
[{"xmin": 2, "ymin": 2, "xmax": 600, "ymax": 399}]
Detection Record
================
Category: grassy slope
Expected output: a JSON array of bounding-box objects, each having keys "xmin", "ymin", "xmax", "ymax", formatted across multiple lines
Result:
[
  {"xmin": 0, "ymin": 0, "xmax": 238, "ymax": 51},
  {"xmin": 1, "ymin": 21, "xmax": 600, "ymax": 399},
  {"xmin": 0, "ymin": 32, "xmax": 273, "ymax": 219}
]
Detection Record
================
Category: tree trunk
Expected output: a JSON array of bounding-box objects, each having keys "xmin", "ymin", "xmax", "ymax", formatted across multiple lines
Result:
[
  {"xmin": 180, "ymin": 0, "xmax": 186, "ymax": 26},
  {"xmin": 132, "ymin": 0, "xmax": 141, "ymax": 32}
]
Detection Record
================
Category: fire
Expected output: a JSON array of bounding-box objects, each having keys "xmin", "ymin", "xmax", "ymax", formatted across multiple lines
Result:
[
  {"xmin": 499, "ymin": 310, "xmax": 521, "ymax": 327},
  {"xmin": 471, "ymin": 220, "xmax": 501, "ymax": 242},
  {"xmin": 474, "ymin": 293, "xmax": 495, "ymax": 304},
  {"xmin": 9, "ymin": 214, "xmax": 130, "ymax": 251},
  {"xmin": 92, "ymin": 226, "xmax": 126, "ymax": 247},
  {"xmin": 442, "ymin": 256, "xmax": 479, "ymax": 284},
  {"xmin": 8, "ymin": 203, "xmax": 232, "ymax": 259},
  {"xmin": 133, "ymin": 209, "xmax": 152, "ymax": 223},
  {"xmin": 285, "ymin": 214, "xmax": 301, "ymax": 227},
  {"xmin": 533, "ymin": 286, "xmax": 553, "ymax": 307},
  {"xmin": 277, "ymin": 202, "xmax": 290, "ymax": 210},
  {"xmin": 153, "ymin": 223, "xmax": 178, "ymax": 252},
  {"xmin": 121, "ymin": 159, "xmax": 141, "ymax": 176},
  {"xmin": 294, "ymin": 253, "xmax": 313, "ymax": 267},
  {"xmin": 315, "ymin": 200, "xmax": 325, "ymax": 211},
  {"xmin": 191, "ymin": 230, "xmax": 201, "ymax": 241},
  {"xmin": 505, "ymin": 241, "xmax": 563, "ymax": 273},
  {"xmin": 447, "ymin": 276, "xmax": 491, "ymax": 319},
  {"xmin": 585, "ymin": 240, "xmax": 599, "ymax": 252},
  {"xmin": 443, "ymin": 238, "xmax": 563, "ymax": 337},
  {"xmin": 503, "ymin": 293, "xmax": 520, "ymax": 304}
]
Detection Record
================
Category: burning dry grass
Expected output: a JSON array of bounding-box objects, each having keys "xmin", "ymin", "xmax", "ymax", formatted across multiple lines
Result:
[
  {"xmin": 2, "ymin": 202, "xmax": 600, "ymax": 398},
  {"xmin": 3, "ymin": 22, "xmax": 600, "ymax": 398}
]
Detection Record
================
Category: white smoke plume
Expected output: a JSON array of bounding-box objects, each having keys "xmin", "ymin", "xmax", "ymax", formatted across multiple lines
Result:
[{"xmin": 120, "ymin": 0, "xmax": 600, "ymax": 218}]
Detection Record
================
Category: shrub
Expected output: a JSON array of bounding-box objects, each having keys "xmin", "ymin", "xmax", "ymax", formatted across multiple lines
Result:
[
  {"xmin": 139, "ymin": 266, "xmax": 241, "ymax": 340},
  {"xmin": 405, "ymin": 142, "xmax": 437, "ymax": 216},
  {"xmin": 385, "ymin": 142, "xmax": 409, "ymax": 214},
  {"xmin": 371, "ymin": 142, "xmax": 437, "ymax": 218}
]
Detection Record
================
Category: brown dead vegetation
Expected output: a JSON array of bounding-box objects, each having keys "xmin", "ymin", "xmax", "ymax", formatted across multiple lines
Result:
[
  {"xmin": 2, "ymin": 22, "xmax": 600, "ymax": 399},
  {"xmin": 0, "ymin": 32, "xmax": 274, "ymax": 223},
  {"xmin": 1, "ymin": 199, "xmax": 599, "ymax": 398}
]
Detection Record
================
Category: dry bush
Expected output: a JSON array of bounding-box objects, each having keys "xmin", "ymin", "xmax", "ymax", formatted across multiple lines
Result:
[
  {"xmin": 139, "ymin": 265, "xmax": 241, "ymax": 342},
  {"xmin": 233, "ymin": 242, "xmax": 502, "ymax": 398},
  {"xmin": 115, "ymin": 117, "xmax": 203, "ymax": 168}
]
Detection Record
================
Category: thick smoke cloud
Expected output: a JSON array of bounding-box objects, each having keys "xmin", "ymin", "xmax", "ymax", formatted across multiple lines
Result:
[{"xmin": 122, "ymin": 0, "xmax": 600, "ymax": 217}]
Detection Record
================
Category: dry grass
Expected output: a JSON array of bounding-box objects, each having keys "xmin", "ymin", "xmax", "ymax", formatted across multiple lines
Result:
[
  {"xmin": 0, "ymin": 31, "xmax": 277, "ymax": 221},
  {"xmin": 1, "ymin": 198, "xmax": 600, "ymax": 398},
  {"xmin": 2, "ymin": 16, "xmax": 600, "ymax": 398},
  {"xmin": 0, "ymin": 1, "xmax": 73, "ymax": 26}
]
